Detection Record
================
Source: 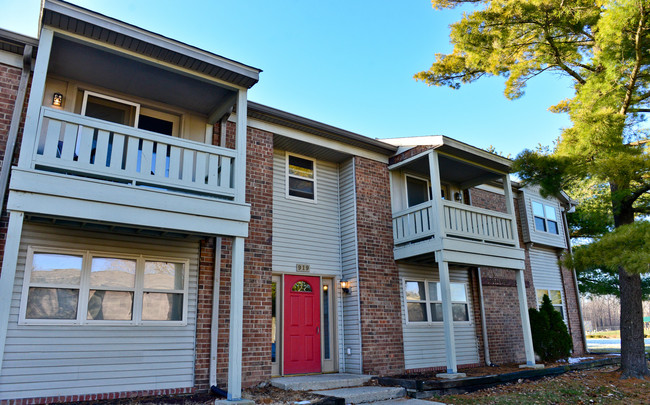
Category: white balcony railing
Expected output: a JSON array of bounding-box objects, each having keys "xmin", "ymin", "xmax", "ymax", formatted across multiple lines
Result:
[
  {"xmin": 392, "ymin": 200, "xmax": 517, "ymax": 247},
  {"xmin": 442, "ymin": 200, "xmax": 516, "ymax": 245},
  {"xmin": 392, "ymin": 201, "xmax": 435, "ymax": 245},
  {"xmin": 31, "ymin": 108, "xmax": 237, "ymax": 199}
]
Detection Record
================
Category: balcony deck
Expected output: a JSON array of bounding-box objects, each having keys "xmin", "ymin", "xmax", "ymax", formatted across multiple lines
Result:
[
  {"xmin": 8, "ymin": 108, "xmax": 249, "ymax": 236},
  {"xmin": 392, "ymin": 200, "xmax": 524, "ymax": 269}
]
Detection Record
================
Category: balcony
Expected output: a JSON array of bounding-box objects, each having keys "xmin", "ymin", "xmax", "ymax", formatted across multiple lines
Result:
[
  {"xmin": 33, "ymin": 108, "xmax": 236, "ymax": 199},
  {"xmin": 393, "ymin": 200, "xmax": 517, "ymax": 247},
  {"xmin": 388, "ymin": 142, "xmax": 525, "ymax": 269}
]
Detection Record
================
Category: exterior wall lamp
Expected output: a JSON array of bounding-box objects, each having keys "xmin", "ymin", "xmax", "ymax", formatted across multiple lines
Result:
[
  {"xmin": 340, "ymin": 279, "xmax": 350, "ymax": 294},
  {"xmin": 52, "ymin": 93, "xmax": 63, "ymax": 107}
]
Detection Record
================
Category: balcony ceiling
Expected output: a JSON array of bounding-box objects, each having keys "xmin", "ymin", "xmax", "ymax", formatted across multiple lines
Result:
[
  {"xmin": 48, "ymin": 37, "xmax": 235, "ymax": 115},
  {"xmin": 404, "ymin": 154, "xmax": 502, "ymax": 185}
]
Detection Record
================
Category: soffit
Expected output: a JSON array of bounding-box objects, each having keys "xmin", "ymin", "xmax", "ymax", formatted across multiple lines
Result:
[{"xmin": 42, "ymin": 2, "xmax": 260, "ymax": 89}]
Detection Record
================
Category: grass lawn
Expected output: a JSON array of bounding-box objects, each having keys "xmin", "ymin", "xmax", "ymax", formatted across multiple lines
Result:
[
  {"xmin": 587, "ymin": 329, "xmax": 650, "ymax": 339},
  {"xmin": 436, "ymin": 365, "xmax": 650, "ymax": 404}
]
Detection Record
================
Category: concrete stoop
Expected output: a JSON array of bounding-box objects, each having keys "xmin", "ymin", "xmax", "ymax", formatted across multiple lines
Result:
[
  {"xmin": 311, "ymin": 386, "xmax": 406, "ymax": 404},
  {"xmin": 270, "ymin": 373, "xmax": 373, "ymax": 391}
]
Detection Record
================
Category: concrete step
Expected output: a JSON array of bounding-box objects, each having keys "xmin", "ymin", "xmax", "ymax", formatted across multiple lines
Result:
[
  {"xmin": 372, "ymin": 399, "xmax": 444, "ymax": 405},
  {"xmin": 311, "ymin": 386, "xmax": 406, "ymax": 404},
  {"xmin": 270, "ymin": 373, "xmax": 373, "ymax": 391}
]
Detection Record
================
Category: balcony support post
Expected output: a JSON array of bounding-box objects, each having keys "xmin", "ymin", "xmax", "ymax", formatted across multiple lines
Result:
[
  {"xmin": 502, "ymin": 175, "xmax": 519, "ymax": 244},
  {"xmin": 18, "ymin": 28, "xmax": 54, "ymax": 169},
  {"xmin": 227, "ymin": 236, "xmax": 245, "ymax": 400},
  {"xmin": 516, "ymin": 268, "xmax": 537, "ymax": 366},
  {"xmin": 0, "ymin": 211, "xmax": 24, "ymax": 373},
  {"xmin": 234, "ymin": 89, "xmax": 247, "ymax": 204},
  {"xmin": 427, "ymin": 151, "xmax": 445, "ymax": 237},
  {"xmin": 436, "ymin": 252, "xmax": 465, "ymax": 378}
]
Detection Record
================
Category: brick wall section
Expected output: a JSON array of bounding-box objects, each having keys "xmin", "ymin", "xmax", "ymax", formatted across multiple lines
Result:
[
  {"xmin": 354, "ymin": 156, "xmax": 405, "ymax": 375},
  {"xmin": 480, "ymin": 268, "xmax": 527, "ymax": 364},
  {"xmin": 561, "ymin": 262, "xmax": 586, "ymax": 355},
  {"xmin": 0, "ymin": 63, "xmax": 29, "ymax": 277},
  {"xmin": 0, "ymin": 388, "xmax": 195, "ymax": 405},
  {"xmin": 194, "ymin": 237, "xmax": 216, "ymax": 391},
  {"xmin": 468, "ymin": 268, "xmax": 486, "ymax": 366},
  {"xmin": 388, "ymin": 145, "xmax": 433, "ymax": 165},
  {"xmin": 215, "ymin": 125, "xmax": 274, "ymax": 389}
]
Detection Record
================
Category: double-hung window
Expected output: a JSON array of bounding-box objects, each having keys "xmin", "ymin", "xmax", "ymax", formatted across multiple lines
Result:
[
  {"xmin": 404, "ymin": 280, "xmax": 470, "ymax": 323},
  {"xmin": 20, "ymin": 247, "xmax": 189, "ymax": 325},
  {"xmin": 536, "ymin": 289, "xmax": 565, "ymax": 320},
  {"xmin": 405, "ymin": 175, "xmax": 430, "ymax": 207},
  {"xmin": 286, "ymin": 153, "xmax": 316, "ymax": 201},
  {"xmin": 532, "ymin": 201, "xmax": 559, "ymax": 234}
]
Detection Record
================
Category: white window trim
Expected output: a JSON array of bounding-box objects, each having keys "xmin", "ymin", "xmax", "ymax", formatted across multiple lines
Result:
[
  {"xmin": 81, "ymin": 90, "xmax": 142, "ymax": 127},
  {"xmin": 402, "ymin": 278, "xmax": 471, "ymax": 326},
  {"xmin": 403, "ymin": 173, "xmax": 431, "ymax": 208},
  {"xmin": 19, "ymin": 246, "xmax": 190, "ymax": 327},
  {"xmin": 285, "ymin": 152, "xmax": 318, "ymax": 203},
  {"xmin": 536, "ymin": 288, "xmax": 566, "ymax": 321},
  {"xmin": 531, "ymin": 199, "xmax": 560, "ymax": 235}
]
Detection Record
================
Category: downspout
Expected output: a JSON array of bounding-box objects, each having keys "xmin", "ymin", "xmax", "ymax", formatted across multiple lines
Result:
[
  {"xmin": 562, "ymin": 209, "xmax": 588, "ymax": 353},
  {"xmin": 209, "ymin": 237, "xmax": 222, "ymax": 388},
  {"xmin": 476, "ymin": 268, "xmax": 492, "ymax": 366},
  {"xmin": 0, "ymin": 45, "xmax": 32, "ymax": 206}
]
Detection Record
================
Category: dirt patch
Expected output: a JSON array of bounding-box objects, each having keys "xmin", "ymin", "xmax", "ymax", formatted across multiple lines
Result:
[
  {"xmin": 431, "ymin": 363, "xmax": 650, "ymax": 404},
  {"xmin": 242, "ymin": 385, "xmax": 326, "ymax": 404}
]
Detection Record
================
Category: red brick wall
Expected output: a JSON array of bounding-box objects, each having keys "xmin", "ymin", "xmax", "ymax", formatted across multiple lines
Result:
[
  {"xmin": 354, "ymin": 156, "xmax": 405, "ymax": 375},
  {"xmin": 215, "ymin": 125, "xmax": 274, "ymax": 390},
  {"xmin": 468, "ymin": 268, "xmax": 486, "ymax": 366},
  {"xmin": 0, "ymin": 387, "xmax": 195, "ymax": 405},
  {"xmin": 194, "ymin": 237, "xmax": 217, "ymax": 391},
  {"xmin": 561, "ymin": 262, "xmax": 586, "ymax": 355},
  {"xmin": 0, "ymin": 63, "xmax": 29, "ymax": 276}
]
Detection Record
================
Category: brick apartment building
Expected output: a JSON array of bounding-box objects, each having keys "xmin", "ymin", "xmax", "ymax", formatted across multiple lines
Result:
[{"xmin": 0, "ymin": 1, "xmax": 585, "ymax": 403}]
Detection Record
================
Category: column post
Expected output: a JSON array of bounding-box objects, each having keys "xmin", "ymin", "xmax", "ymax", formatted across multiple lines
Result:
[
  {"xmin": 227, "ymin": 236, "xmax": 245, "ymax": 400},
  {"xmin": 516, "ymin": 268, "xmax": 537, "ymax": 366},
  {"xmin": 234, "ymin": 89, "xmax": 247, "ymax": 204},
  {"xmin": 0, "ymin": 211, "xmax": 25, "ymax": 371},
  {"xmin": 437, "ymin": 253, "xmax": 464, "ymax": 377}
]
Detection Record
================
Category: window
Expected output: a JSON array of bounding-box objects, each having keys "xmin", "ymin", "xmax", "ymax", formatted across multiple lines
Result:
[
  {"xmin": 405, "ymin": 175, "xmax": 431, "ymax": 207},
  {"xmin": 532, "ymin": 201, "xmax": 559, "ymax": 234},
  {"xmin": 536, "ymin": 289, "xmax": 565, "ymax": 319},
  {"xmin": 404, "ymin": 279, "xmax": 470, "ymax": 323},
  {"xmin": 287, "ymin": 154, "xmax": 316, "ymax": 201},
  {"xmin": 20, "ymin": 247, "xmax": 189, "ymax": 325},
  {"xmin": 81, "ymin": 91, "xmax": 179, "ymax": 137}
]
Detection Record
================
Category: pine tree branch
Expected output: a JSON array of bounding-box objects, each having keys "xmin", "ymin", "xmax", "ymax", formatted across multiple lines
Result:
[{"xmin": 620, "ymin": 5, "xmax": 646, "ymax": 115}]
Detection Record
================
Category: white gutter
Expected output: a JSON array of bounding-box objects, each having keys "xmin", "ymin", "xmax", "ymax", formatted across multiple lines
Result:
[
  {"xmin": 0, "ymin": 45, "xmax": 32, "ymax": 206},
  {"xmin": 209, "ymin": 236, "xmax": 222, "ymax": 387}
]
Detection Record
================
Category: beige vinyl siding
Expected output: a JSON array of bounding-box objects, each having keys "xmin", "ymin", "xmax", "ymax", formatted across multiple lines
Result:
[
  {"xmin": 520, "ymin": 187, "xmax": 567, "ymax": 248},
  {"xmin": 339, "ymin": 158, "xmax": 362, "ymax": 373},
  {"xmin": 272, "ymin": 149, "xmax": 342, "ymax": 276},
  {"xmin": 398, "ymin": 263, "xmax": 479, "ymax": 370},
  {"xmin": 0, "ymin": 223, "xmax": 199, "ymax": 400},
  {"xmin": 529, "ymin": 248, "xmax": 566, "ymax": 317}
]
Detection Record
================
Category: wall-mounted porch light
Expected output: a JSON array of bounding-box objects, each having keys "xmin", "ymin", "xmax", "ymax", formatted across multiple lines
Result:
[
  {"xmin": 52, "ymin": 93, "xmax": 63, "ymax": 107},
  {"xmin": 454, "ymin": 192, "xmax": 463, "ymax": 202},
  {"xmin": 340, "ymin": 279, "xmax": 350, "ymax": 294}
]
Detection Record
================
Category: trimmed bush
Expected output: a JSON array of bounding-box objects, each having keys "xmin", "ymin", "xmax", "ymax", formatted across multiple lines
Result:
[{"xmin": 528, "ymin": 294, "xmax": 572, "ymax": 362}]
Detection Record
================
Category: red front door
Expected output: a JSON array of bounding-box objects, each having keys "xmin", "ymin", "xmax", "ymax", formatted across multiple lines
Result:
[{"xmin": 283, "ymin": 275, "xmax": 321, "ymax": 374}]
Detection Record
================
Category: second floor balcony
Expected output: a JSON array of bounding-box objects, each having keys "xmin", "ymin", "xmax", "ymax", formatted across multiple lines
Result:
[{"xmin": 387, "ymin": 137, "xmax": 525, "ymax": 269}]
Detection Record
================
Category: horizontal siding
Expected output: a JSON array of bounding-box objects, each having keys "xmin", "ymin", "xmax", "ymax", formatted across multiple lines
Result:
[
  {"xmin": 339, "ymin": 158, "xmax": 362, "ymax": 373},
  {"xmin": 0, "ymin": 223, "xmax": 199, "ymax": 400},
  {"xmin": 398, "ymin": 263, "xmax": 479, "ymax": 370},
  {"xmin": 272, "ymin": 150, "xmax": 342, "ymax": 276},
  {"xmin": 523, "ymin": 187, "xmax": 567, "ymax": 248}
]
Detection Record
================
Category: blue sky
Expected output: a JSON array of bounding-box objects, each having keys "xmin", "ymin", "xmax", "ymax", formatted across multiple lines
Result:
[{"xmin": 0, "ymin": 0, "xmax": 576, "ymax": 157}]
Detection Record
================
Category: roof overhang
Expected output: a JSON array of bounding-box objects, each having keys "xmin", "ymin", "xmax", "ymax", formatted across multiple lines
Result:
[{"xmin": 41, "ymin": 0, "xmax": 261, "ymax": 89}]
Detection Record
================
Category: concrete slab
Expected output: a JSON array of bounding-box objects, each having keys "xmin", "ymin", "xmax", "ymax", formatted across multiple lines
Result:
[
  {"xmin": 214, "ymin": 399, "xmax": 255, "ymax": 405},
  {"xmin": 372, "ymin": 399, "xmax": 444, "ymax": 405},
  {"xmin": 270, "ymin": 373, "xmax": 373, "ymax": 391},
  {"xmin": 519, "ymin": 364, "xmax": 545, "ymax": 369},
  {"xmin": 435, "ymin": 372, "xmax": 467, "ymax": 379},
  {"xmin": 311, "ymin": 386, "xmax": 406, "ymax": 404}
]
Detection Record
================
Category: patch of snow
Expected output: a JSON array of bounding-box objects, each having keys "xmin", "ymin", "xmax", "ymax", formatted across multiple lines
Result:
[
  {"xmin": 294, "ymin": 401, "xmax": 311, "ymax": 405},
  {"xmin": 568, "ymin": 356, "xmax": 594, "ymax": 364}
]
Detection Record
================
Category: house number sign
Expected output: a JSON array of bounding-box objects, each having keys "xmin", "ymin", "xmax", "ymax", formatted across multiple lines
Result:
[{"xmin": 296, "ymin": 263, "xmax": 310, "ymax": 272}]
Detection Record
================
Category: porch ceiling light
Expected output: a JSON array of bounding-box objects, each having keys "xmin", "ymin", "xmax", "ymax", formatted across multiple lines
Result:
[
  {"xmin": 52, "ymin": 93, "xmax": 63, "ymax": 107},
  {"xmin": 340, "ymin": 279, "xmax": 350, "ymax": 294}
]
